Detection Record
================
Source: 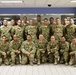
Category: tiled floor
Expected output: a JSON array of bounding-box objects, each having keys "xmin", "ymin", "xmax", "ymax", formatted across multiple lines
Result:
[{"xmin": 0, "ymin": 64, "xmax": 76, "ymax": 75}]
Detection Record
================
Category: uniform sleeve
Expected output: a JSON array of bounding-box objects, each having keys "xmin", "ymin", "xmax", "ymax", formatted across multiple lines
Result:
[
  {"xmin": 21, "ymin": 42, "xmax": 29, "ymax": 54},
  {"xmin": 9, "ymin": 41, "xmax": 14, "ymax": 52},
  {"xmin": 47, "ymin": 42, "xmax": 50, "ymax": 52},
  {"xmin": 30, "ymin": 42, "xmax": 36, "ymax": 54},
  {"xmin": 0, "ymin": 49, "xmax": 3, "ymax": 54},
  {"xmin": 64, "ymin": 42, "xmax": 69, "ymax": 52}
]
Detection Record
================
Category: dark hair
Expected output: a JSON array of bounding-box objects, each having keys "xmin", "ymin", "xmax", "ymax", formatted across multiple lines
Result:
[
  {"xmin": 2, "ymin": 35, "xmax": 6, "ymax": 38},
  {"xmin": 27, "ymin": 34, "xmax": 31, "ymax": 37},
  {"xmin": 49, "ymin": 17, "xmax": 54, "ymax": 20},
  {"xmin": 43, "ymin": 18, "xmax": 48, "ymax": 21},
  {"xmin": 37, "ymin": 15, "xmax": 41, "ymax": 17},
  {"xmin": 23, "ymin": 16, "xmax": 27, "ymax": 19},
  {"xmin": 56, "ymin": 18, "xmax": 60, "ymax": 20},
  {"xmin": 70, "ymin": 18, "xmax": 74, "ymax": 20}
]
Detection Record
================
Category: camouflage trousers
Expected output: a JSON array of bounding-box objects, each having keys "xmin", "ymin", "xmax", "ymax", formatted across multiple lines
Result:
[
  {"xmin": 0, "ymin": 54, "xmax": 10, "ymax": 65},
  {"xmin": 60, "ymin": 51, "xmax": 69, "ymax": 63},
  {"xmin": 48, "ymin": 50, "xmax": 59, "ymax": 63},
  {"xmin": 10, "ymin": 52, "xmax": 20, "ymax": 64},
  {"xmin": 36, "ymin": 49, "xmax": 47, "ymax": 63},
  {"xmin": 69, "ymin": 51, "xmax": 76, "ymax": 65},
  {"xmin": 21, "ymin": 53, "xmax": 35, "ymax": 65}
]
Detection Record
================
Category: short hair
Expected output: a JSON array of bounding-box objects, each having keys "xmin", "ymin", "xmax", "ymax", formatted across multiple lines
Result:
[
  {"xmin": 2, "ymin": 35, "xmax": 6, "ymax": 38},
  {"xmin": 23, "ymin": 16, "xmax": 27, "ymax": 19},
  {"xmin": 49, "ymin": 17, "xmax": 54, "ymax": 20},
  {"xmin": 56, "ymin": 18, "xmax": 60, "ymax": 20},
  {"xmin": 70, "ymin": 18, "xmax": 74, "ymax": 20},
  {"xmin": 37, "ymin": 15, "xmax": 41, "ymax": 17},
  {"xmin": 27, "ymin": 34, "xmax": 31, "ymax": 37},
  {"xmin": 43, "ymin": 18, "xmax": 48, "ymax": 21}
]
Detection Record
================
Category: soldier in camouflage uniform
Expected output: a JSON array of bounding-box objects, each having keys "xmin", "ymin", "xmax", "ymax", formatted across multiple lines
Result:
[
  {"xmin": 51, "ymin": 18, "xmax": 64, "ymax": 41},
  {"xmin": 0, "ymin": 35, "xmax": 10, "ymax": 65},
  {"xmin": 25, "ymin": 19, "xmax": 38, "ymax": 42},
  {"xmin": 21, "ymin": 34, "xmax": 36, "ymax": 66},
  {"xmin": 69, "ymin": 38, "xmax": 76, "ymax": 67},
  {"xmin": 59, "ymin": 36, "xmax": 69, "ymax": 65},
  {"xmin": 13, "ymin": 20, "xmax": 24, "ymax": 43},
  {"xmin": 63, "ymin": 18, "xmax": 68, "ymax": 28},
  {"xmin": 39, "ymin": 18, "xmax": 51, "ymax": 41},
  {"xmin": 47, "ymin": 36, "xmax": 59, "ymax": 65},
  {"xmin": 0, "ymin": 20, "xmax": 12, "ymax": 42},
  {"xmin": 22, "ymin": 16, "xmax": 29, "ymax": 40},
  {"xmin": 65, "ymin": 18, "xmax": 76, "ymax": 43},
  {"xmin": 35, "ymin": 15, "xmax": 42, "ymax": 27},
  {"xmin": 9, "ymin": 35, "xmax": 21, "ymax": 66},
  {"xmin": 49, "ymin": 17, "xmax": 55, "ymax": 27},
  {"xmin": 36, "ymin": 34, "xmax": 47, "ymax": 65}
]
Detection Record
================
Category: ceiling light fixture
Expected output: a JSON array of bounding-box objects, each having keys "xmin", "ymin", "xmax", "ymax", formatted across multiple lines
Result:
[
  {"xmin": 0, "ymin": 1, "xmax": 23, "ymax": 3},
  {"xmin": 71, "ymin": 0, "xmax": 76, "ymax": 2}
]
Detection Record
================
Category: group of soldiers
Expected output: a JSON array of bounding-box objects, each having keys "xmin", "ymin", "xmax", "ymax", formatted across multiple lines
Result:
[{"xmin": 0, "ymin": 15, "xmax": 76, "ymax": 67}]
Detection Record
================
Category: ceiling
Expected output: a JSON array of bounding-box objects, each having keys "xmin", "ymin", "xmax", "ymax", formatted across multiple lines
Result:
[{"xmin": 0, "ymin": 0, "xmax": 76, "ymax": 8}]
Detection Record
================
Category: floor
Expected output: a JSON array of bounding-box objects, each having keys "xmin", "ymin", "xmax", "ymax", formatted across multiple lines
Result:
[{"xmin": 0, "ymin": 64, "xmax": 76, "ymax": 75}]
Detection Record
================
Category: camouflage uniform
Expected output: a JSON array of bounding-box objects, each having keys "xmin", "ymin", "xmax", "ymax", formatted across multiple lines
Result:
[
  {"xmin": 0, "ymin": 41, "xmax": 10, "ymax": 65},
  {"xmin": 35, "ymin": 22, "xmax": 42, "ymax": 28},
  {"xmin": 9, "ymin": 40, "xmax": 21, "ymax": 65},
  {"xmin": 0, "ymin": 25, "xmax": 12, "ymax": 41},
  {"xmin": 52, "ymin": 24, "xmax": 64, "ymax": 41},
  {"xmin": 25, "ymin": 25, "xmax": 38, "ymax": 41},
  {"xmin": 21, "ymin": 40, "xmax": 36, "ymax": 65},
  {"xmin": 47, "ymin": 41, "xmax": 59, "ymax": 64},
  {"xmin": 39, "ymin": 25, "xmax": 51, "ymax": 41},
  {"xmin": 59, "ymin": 41, "xmax": 69, "ymax": 65},
  {"xmin": 36, "ymin": 39, "xmax": 47, "ymax": 64},
  {"xmin": 13, "ymin": 25, "xmax": 24, "ymax": 43},
  {"xmin": 65, "ymin": 24, "xmax": 76, "ymax": 43},
  {"xmin": 22, "ymin": 23, "xmax": 29, "ymax": 40},
  {"xmin": 69, "ymin": 43, "xmax": 76, "ymax": 66}
]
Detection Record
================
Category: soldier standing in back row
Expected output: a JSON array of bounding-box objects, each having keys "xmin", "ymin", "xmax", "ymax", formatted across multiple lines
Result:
[
  {"xmin": 13, "ymin": 19, "xmax": 24, "ymax": 43},
  {"xmin": 0, "ymin": 20, "xmax": 12, "ymax": 42},
  {"xmin": 39, "ymin": 18, "xmax": 51, "ymax": 41},
  {"xmin": 65, "ymin": 18, "xmax": 76, "ymax": 43},
  {"xmin": 22, "ymin": 16, "xmax": 29, "ymax": 40},
  {"xmin": 25, "ymin": 19, "xmax": 38, "ymax": 42},
  {"xmin": 52, "ymin": 18, "xmax": 64, "ymax": 41}
]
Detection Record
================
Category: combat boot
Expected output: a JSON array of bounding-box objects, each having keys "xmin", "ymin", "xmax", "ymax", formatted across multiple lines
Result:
[
  {"xmin": 65, "ymin": 62, "xmax": 68, "ymax": 66},
  {"xmin": 54, "ymin": 59, "xmax": 58, "ymax": 65},
  {"xmin": 37, "ymin": 59, "xmax": 40, "ymax": 65},
  {"xmin": 69, "ymin": 59, "xmax": 74, "ymax": 66},
  {"xmin": 30, "ymin": 61, "xmax": 33, "ymax": 66},
  {"xmin": 11, "ymin": 63, "xmax": 15, "ymax": 66}
]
